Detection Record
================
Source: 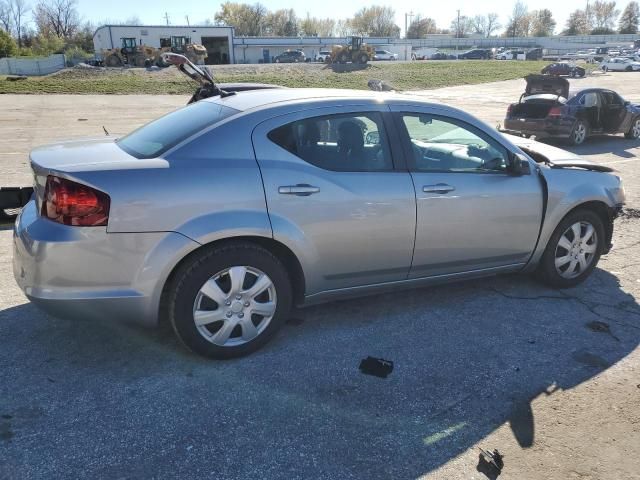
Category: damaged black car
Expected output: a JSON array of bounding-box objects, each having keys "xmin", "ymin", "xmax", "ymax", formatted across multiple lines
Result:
[{"xmin": 503, "ymin": 75, "xmax": 640, "ymax": 145}]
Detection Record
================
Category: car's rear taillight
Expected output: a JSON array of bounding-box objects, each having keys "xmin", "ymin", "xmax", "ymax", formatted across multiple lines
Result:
[
  {"xmin": 42, "ymin": 175, "xmax": 110, "ymax": 226},
  {"xmin": 548, "ymin": 106, "xmax": 564, "ymax": 117},
  {"xmin": 507, "ymin": 104, "xmax": 513, "ymax": 116}
]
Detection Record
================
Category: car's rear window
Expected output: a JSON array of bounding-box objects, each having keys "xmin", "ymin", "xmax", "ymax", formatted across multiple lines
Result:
[{"xmin": 117, "ymin": 101, "xmax": 239, "ymax": 158}]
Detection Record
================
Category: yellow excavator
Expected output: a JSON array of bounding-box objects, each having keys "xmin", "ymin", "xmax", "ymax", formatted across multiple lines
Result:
[{"xmin": 330, "ymin": 36, "xmax": 374, "ymax": 64}]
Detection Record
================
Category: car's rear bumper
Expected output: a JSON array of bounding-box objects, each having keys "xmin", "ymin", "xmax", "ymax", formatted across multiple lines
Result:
[
  {"xmin": 13, "ymin": 200, "xmax": 200, "ymax": 327},
  {"xmin": 503, "ymin": 117, "xmax": 573, "ymax": 139}
]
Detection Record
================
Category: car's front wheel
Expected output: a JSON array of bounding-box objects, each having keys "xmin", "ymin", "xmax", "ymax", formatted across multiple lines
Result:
[
  {"xmin": 168, "ymin": 243, "xmax": 293, "ymax": 359},
  {"xmin": 536, "ymin": 209, "xmax": 604, "ymax": 288},
  {"xmin": 625, "ymin": 117, "xmax": 640, "ymax": 139}
]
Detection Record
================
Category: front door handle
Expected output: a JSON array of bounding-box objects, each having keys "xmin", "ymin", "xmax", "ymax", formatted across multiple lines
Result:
[
  {"xmin": 278, "ymin": 184, "xmax": 320, "ymax": 196},
  {"xmin": 423, "ymin": 183, "xmax": 455, "ymax": 194}
]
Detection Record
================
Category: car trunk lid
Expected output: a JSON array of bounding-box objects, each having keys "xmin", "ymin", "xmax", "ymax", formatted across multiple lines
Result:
[{"xmin": 524, "ymin": 74, "xmax": 570, "ymax": 98}]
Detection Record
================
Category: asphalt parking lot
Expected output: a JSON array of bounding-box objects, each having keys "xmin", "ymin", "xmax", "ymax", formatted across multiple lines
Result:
[{"xmin": 1, "ymin": 72, "xmax": 640, "ymax": 479}]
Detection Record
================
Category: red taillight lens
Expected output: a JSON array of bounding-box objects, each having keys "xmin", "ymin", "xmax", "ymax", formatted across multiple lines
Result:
[
  {"xmin": 42, "ymin": 176, "xmax": 110, "ymax": 226},
  {"xmin": 507, "ymin": 104, "xmax": 513, "ymax": 115},
  {"xmin": 548, "ymin": 106, "xmax": 563, "ymax": 117}
]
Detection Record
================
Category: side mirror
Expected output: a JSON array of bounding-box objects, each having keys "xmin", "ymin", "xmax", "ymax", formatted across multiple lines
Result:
[{"xmin": 510, "ymin": 153, "xmax": 531, "ymax": 176}]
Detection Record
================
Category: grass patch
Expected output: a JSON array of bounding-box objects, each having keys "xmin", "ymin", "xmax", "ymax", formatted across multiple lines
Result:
[{"xmin": 0, "ymin": 61, "xmax": 553, "ymax": 95}]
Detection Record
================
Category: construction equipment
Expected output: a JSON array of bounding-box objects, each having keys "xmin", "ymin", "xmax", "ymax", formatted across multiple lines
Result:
[
  {"xmin": 102, "ymin": 38, "xmax": 157, "ymax": 67},
  {"xmin": 330, "ymin": 36, "xmax": 375, "ymax": 64},
  {"xmin": 159, "ymin": 36, "xmax": 208, "ymax": 65}
]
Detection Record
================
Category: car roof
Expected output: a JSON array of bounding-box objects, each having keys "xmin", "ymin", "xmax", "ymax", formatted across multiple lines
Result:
[{"xmin": 207, "ymin": 88, "xmax": 410, "ymax": 112}]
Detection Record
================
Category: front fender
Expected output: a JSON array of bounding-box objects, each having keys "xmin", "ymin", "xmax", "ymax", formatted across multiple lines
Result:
[{"xmin": 525, "ymin": 167, "xmax": 624, "ymax": 270}]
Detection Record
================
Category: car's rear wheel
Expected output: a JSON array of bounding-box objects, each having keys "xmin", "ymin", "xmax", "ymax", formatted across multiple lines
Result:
[
  {"xmin": 625, "ymin": 118, "xmax": 640, "ymax": 139},
  {"xmin": 570, "ymin": 120, "xmax": 588, "ymax": 145},
  {"xmin": 626, "ymin": 66, "xmax": 633, "ymax": 72},
  {"xmin": 168, "ymin": 243, "xmax": 292, "ymax": 359},
  {"xmin": 603, "ymin": 66, "xmax": 609, "ymax": 72},
  {"xmin": 536, "ymin": 209, "xmax": 604, "ymax": 288}
]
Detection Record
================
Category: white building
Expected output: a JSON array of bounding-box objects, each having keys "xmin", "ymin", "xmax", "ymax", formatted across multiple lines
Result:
[{"xmin": 93, "ymin": 25, "xmax": 235, "ymax": 64}]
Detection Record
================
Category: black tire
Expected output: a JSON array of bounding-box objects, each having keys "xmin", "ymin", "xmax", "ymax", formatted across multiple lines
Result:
[
  {"xmin": 357, "ymin": 53, "xmax": 368, "ymax": 64},
  {"xmin": 625, "ymin": 117, "xmax": 640, "ymax": 139},
  {"xmin": 535, "ymin": 209, "xmax": 605, "ymax": 289},
  {"xmin": 337, "ymin": 51, "xmax": 349, "ymax": 64},
  {"xmin": 168, "ymin": 242, "xmax": 293, "ymax": 359},
  {"xmin": 626, "ymin": 66, "xmax": 632, "ymax": 72},
  {"xmin": 569, "ymin": 119, "xmax": 589, "ymax": 145}
]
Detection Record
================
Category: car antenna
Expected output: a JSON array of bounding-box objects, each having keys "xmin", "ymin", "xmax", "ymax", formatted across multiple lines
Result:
[{"xmin": 103, "ymin": 126, "xmax": 110, "ymax": 136}]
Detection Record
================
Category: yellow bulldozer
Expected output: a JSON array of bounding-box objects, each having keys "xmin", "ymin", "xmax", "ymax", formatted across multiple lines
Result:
[
  {"xmin": 102, "ymin": 38, "xmax": 157, "ymax": 67},
  {"xmin": 159, "ymin": 36, "xmax": 208, "ymax": 65},
  {"xmin": 103, "ymin": 36, "xmax": 207, "ymax": 68},
  {"xmin": 330, "ymin": 36, "xmax": 375, "ymax": 64}
]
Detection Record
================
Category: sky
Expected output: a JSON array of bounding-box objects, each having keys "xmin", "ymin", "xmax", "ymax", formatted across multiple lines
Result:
[{"xmin": 74, "ymin": 0, "xmax": 593, "ymax": 35}]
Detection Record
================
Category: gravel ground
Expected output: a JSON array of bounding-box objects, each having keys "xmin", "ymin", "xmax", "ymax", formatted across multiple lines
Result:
[{"xmin": 1, "ymin": 71, "xmax": 639, "ymax": 480}]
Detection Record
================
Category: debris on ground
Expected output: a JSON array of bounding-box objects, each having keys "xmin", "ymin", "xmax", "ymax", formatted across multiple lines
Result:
[
  {"xmin": 359, "ymin": 356, "xmax": 393, "ymax": 378},
  {"xmin": 5, "ymin": 75, "xmax": 27, "ymax": 82},
  {"xmin": 585, "ymin": 320, "xmax": 620, "ymax": 341},
  {"xmin": 477, "ymin": 447, "xmax": 504, "ymax": 479},
  {"xmin": 620, "ymin": 207, "xmax": 640, "ymax": 220}
]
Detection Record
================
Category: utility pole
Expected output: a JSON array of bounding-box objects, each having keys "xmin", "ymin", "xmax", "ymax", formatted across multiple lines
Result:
[
  {"xmin": 185, "ymin": 15, "xmax": 190, "ymax": 26},
  {"xmin": 163, "ymin": 12, "xmax": 170, "ymax": 26},
  {"xmin": 404, "ymin": 11, "xmax": 414, "ymax": 39}
]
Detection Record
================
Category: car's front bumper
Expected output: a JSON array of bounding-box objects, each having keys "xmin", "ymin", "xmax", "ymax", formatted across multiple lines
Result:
[{"xmin": 13, "ymin": 200, "xmax": 199, "ymax": 327}]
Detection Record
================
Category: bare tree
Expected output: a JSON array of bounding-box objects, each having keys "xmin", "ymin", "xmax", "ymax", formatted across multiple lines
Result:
[
  {"xmin": 34, "ymin": 0, "xmax": 80, "ymax": 38},
  {"xmin": 618, "ymin": 1, "xmax": 639, "ymax": 33},
  {"xmin": 0, "ymin": 0, "xmax": 12, "ymax": 32},
  {"xmin": 406, "ymin": 15, "xmax": 437, "ymax": 39},
  {"xmin": 450, "ymin": 14, "xmax": 472, "ymax": 38},
  {"xmin": 530, "ymin": 9, "xmax": 556, "ymax": 36},
  {"xmin": 470, "ymin": 13, "xmax": 501, "ymax": 37},
  {"xmin": 505, "ymin": 0, "xmax": 530, "ymax": 37},
  {"xmin": 9, "ymin": 0, "xmax": 29, "ymax": 47},
  {"xmin": 350, "ymin": 6, "xmax": 400, "ymax": 37},
  {"xmin": 214, "ymin": 2, "xmax": 267, "ymax": 36},
  {"xmin": 299, "ymin": 15, "xmax": 335, "ymax": 36},
  {"xmin": 591, "ymin": 0, "xmax": 619, "ymax": 31},
  {"xmin": 563, "ymin": 9, "xmax": 591, "ymax": 35}
]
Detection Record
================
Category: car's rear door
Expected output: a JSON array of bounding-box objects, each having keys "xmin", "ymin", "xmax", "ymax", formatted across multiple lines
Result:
[
  {"xmin": 252, "ymin": 105, "xmax": 416, "ymax": 295},
  {"xmin": 390, "ymin": 104, "xmax": 543, "ymax": 278}
]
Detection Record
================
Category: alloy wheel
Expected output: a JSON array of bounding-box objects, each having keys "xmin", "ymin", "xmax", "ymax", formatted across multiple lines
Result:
[
  {"xmin": 192, "ymin": 266, "xmax": 277, "ymax": 347},
  {"xmin": 554, "ymin": 221, "xmax": 598, "ymax": 279},
  {"xmin": 573, "ymin": 122, "xmax": 587, "ymax": 144},
  {"xmin": 632, "ymin": 119, "xmax": 640, "ymax": 139}
]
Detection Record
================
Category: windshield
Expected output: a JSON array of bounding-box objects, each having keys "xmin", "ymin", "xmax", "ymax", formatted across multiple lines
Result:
[{"xmin": 118, "ymin": 102, "xmax": 238, "ymax": 158}]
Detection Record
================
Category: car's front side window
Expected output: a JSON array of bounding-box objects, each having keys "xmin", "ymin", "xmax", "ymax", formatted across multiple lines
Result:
[
  {"xmin": 268, "ymin": 112, "xmax": 393, "ymax": 172},
  {"xmin": 400, "ymin": 114, "xmax": 509, "ymax": 173}
]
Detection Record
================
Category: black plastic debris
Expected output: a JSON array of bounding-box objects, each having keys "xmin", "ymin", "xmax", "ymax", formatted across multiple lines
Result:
[
  {"xmin": 359, "ymin": 356, "xmax": 393, "ymax": 378},
  {"xmin": 477, "ymin": 447, "xmax": 504, "ymax": 479},
  {"xmin": 586, "ymin": 320, "xmax": 620, "ymax": 341}
]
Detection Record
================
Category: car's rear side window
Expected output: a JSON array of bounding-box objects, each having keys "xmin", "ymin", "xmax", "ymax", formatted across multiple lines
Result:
[{"xmin": 117, "ymin": 102, "xmax": 238, "ymax": 158}]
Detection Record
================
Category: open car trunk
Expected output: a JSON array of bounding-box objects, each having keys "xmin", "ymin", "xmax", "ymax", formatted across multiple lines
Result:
[{"xmin": 509, "ymin": 75, "xmax": 570, "ymax": 119}]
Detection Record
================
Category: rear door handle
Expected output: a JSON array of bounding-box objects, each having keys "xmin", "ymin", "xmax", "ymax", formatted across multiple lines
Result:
[
  {"xmin": 423, "ymin": 184, "xmax": 455, "ymax": 194},
  {"xmin": 278, "ymin": 184, "xmax": 320, "ymax": 196}
]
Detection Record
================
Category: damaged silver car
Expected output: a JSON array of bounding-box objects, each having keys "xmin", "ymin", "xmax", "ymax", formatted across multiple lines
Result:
[{"xmin": 13, "ymin": 86, "xmax": 625, "ymax": 358}]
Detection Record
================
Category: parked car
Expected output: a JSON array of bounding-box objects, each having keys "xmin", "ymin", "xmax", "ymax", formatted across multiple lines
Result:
[
  {"xmin": 496, "ymin": 49, "xmax": 527, "ymax": 60},
  {"xmin": 13, "ymin": 87, "xmax": 625, "ymax": 359},
  {"xmin": 315, "ymin": 50, "xmax": 332, "ymax": 63},
  {"xmin": 601, "ymin": 57, "xmax": 640, "ymax": 71},
  {"xmin": 526, "ymin": 48, "xmax": 543, "ymax": 60},
  {"xmin": 274, "ymin": 50, "xmax": 306, "ymax": 63},
  {"xmin": 373, "ymin": 50, "xmax": 398, "ymax": 61},
  {"xmin": 411, "ymin": 47, "xmax": 438, "ymax": 60},
  {"xmin": 503, "ymin": 75, "xmax": 640, "ymax": 145},
  {"xmin": 457, "ymin": 48, "xmax": 490, "ymax": 59},
  {"xmin": 541, "ymin": 62, "xmax": 586, "ymax": 78},
  {"xmin": 430, "ymin": 52, "xmax": 456, "ymax": 60}
]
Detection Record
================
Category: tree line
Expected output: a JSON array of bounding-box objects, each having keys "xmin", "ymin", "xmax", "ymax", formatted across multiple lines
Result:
[{"xmin": 1, "ymin": 0, "xmax": 639, "ymax": 60}]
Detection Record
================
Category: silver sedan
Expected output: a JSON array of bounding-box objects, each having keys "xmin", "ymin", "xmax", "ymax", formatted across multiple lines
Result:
[{"xmin": 13, "ymin": 89, "xmax": 625, "ymax": 358}]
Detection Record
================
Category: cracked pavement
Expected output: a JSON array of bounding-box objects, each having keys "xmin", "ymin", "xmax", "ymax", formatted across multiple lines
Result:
[{"xmin": 1, "ymin": 72, "xmax": 639, "ymax": 479}]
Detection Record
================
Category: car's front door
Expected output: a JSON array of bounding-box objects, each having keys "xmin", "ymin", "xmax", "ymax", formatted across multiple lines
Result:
[
  {"xmin": 600, "ymin": 90, "xmax": 630, "ymax": 132},
  {"xmin": 252, "ymin": 106, "xmax": 416, "ymax": 295},
  {"xmin": 390, "ymin": 105, "xmax": 544, "ymax": 278}
]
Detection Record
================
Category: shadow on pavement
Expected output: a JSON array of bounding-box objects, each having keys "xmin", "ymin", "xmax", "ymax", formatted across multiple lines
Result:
[
  {"xmin": 1, "ymin": 268, "xmax": 638, "ymax": 478},
  {"xmin": 545, "ymin": 135, "xmax": 639, "ymax": 158}
]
